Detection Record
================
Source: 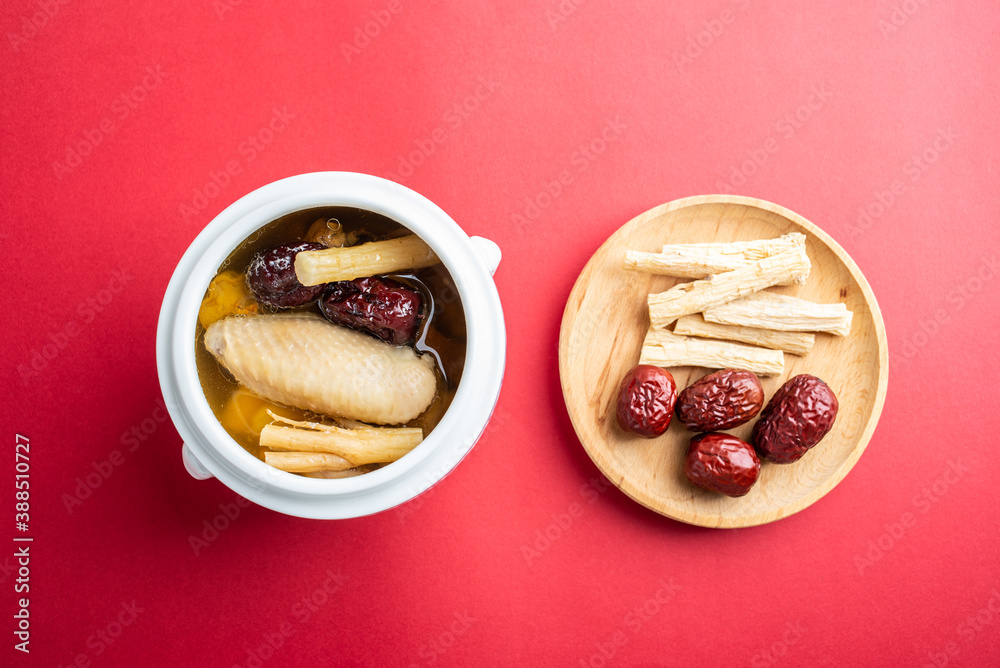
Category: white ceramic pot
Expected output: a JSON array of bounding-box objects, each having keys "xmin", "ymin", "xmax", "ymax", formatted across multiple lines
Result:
[{"xmin": 156, "ymin": 172, "xmax": 505, "ymax": 519}]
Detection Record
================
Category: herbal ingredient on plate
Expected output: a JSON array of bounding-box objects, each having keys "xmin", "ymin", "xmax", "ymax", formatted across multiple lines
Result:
[
  {"xmin": 196, "ymin": 209, "xmax": 466, "ymax": 478},
  {"xmin": 615, "ymin": 232, "xmax": 851, "ymax": 497},
  {"xmin": 640, "ymin": 328, "xmax": 785, "ymax": 376},
  {"xmin": 673, "ymin": 314, "xmax": 814, "ymax": 356},
  {"xmin": 703, "ymin": 291, "xmax": 853, "ymax": 336},
  {"xmin": 646, "ymin": 245, "xmax": 811, "ymax": 328},
  {"xmin": 615, "ymin": 365, "xmax": 677, "ymax": 438},
  {"xmin": 675, "ymin": 369, "xmax": 764, "ymax": 432},
  {"xmin": 752, "ymin": 374, "xmax": 839, "ymax": 464},
  {"xmin": 623, "ymin": 233, "xmax": 809, "ymax": 280},
  {"xmin": 684, "ymin": 433, "xmax": 761, "ymax": 498}
]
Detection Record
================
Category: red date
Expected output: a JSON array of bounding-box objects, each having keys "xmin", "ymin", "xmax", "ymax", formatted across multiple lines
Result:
[
  {"xmin": 752, "ymin": 374, "xmax": 839, "ymax": 464},
  {"xmin": 319, "ymin": 277, "xmax": 424, "ymax": 345},
  {"xmin": 246, "ymin": 242, "xmax": 327, "ymax": 308},
  {"xmin": 615, "ymin": 365, "xmax": 677, "ymax": 438},
  {"xmin": 675, "ymin": 369, "xmax": 764, "ymax": 432},
  {"xmin": 684, "ymin": 432, "xmax": 760, "ymax": 497}
]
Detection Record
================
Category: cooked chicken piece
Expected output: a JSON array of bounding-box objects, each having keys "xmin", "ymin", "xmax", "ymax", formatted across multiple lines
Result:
[{"xmin": 204, "ymin": 314, "xmax": 437, "ymax": 425}]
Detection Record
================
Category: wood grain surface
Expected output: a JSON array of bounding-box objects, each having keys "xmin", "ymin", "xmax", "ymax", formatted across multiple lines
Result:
[{"xmin": 558, "ymin": 195, "xmax": 889, "ymax": 528}]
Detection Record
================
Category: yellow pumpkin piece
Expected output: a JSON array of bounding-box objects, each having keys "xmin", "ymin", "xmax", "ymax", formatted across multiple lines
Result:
[
  {"xmin": 248, "ymin": 402, "xmax": 308, "ymax": 436},
  {"xmin": 220, "ymin": 388, "xmax": 309, "ymax": 438},
  {"xmin": 219, "ymin": 388, "xmax": 262, "ymax": 436},
  {"xmin": 198, "ymin": 270, "xmax": 260, "ymax": 329}
]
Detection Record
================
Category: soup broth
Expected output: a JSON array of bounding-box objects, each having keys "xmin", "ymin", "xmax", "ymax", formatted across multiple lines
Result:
[{"xmin": 194, "ymin": 207, "xmax": 467, "ymax": 470}]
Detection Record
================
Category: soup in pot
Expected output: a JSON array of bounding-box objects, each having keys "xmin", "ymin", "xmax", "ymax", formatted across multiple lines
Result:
[{"xmin": 194, "ymin": 207, "xmax": 467, "ymax": 478}]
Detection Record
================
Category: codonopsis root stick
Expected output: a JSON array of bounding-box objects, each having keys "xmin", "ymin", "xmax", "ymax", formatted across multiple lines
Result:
[
  {"xmin": 336, "ymin": 418, "xmax": 373, "ymax": 430},
  {"xmin": 260, "ymin": 413, "xmax": 423, "ymax": 465},
  {"xmin": 303, "ymin": 467, "xmax": 375, "ymax": 479},
  {"xmin": 703, "ymin": 291, "xmax": 853, "ymax": 336},
  {"xmin": 640, "ymin": 328, "xmax": 785, "ymax": 376},
  {"xmin": 673, "ymin": 314, "xmax": 815, "ymax": 356},
  {"xmin": 264, "ymin": 452, "xmax": 355, "ymax": 473},
  {"xmin": 294, "ymin": 235, "xmax": 439, "ymax": 286},
  {"xmin": 647, "ymin": 246, "xmax": 811, "ymax": 328},
  {"xmin": 624, "ymin": 233, "xmax": 807, "ymax": 280}
]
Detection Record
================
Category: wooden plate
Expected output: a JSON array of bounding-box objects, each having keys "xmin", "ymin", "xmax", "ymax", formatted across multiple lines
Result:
[{"xmin": 558, "ymin": 195, "xmax": 888, "ymax": 528}]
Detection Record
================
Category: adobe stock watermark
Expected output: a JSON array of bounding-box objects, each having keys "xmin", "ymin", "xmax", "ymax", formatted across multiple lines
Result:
[
  {"xmin": 51, "ymin": 65, "xmax": 167, "ymax": 179},
  {"xmin": 178, "ymin": 106, "xmax": 296, "ymax": 222},
  {"xmin": 847, "ymin": 127, "xmax": 957, "ymax": 240},
  {"xmin": 578, "ymin": 579, "xmax": 682, "ymax": 667},
  {"xmin": 716, "ymin": 83, "xmax": 833, "ymax": 193},
  {"xmin": 545, "ymin": 0, "xmax": 589, "ymax": 30},
  {"xmin": 749, "ymin": 621, "xmax": 806, "ymax": 668},
  {"xmin": 673, "ymin": 0, "xmax": 754, "ymax": 73},
  {"xmin": 185, "ymin": 448, "xmax": 292, "ymax": 556},
  {"xmin": 386, "ymin": 74, "xmax": 501, "ymax": 182},
  {"xmin": 890, "ymin": 253, "xmax": 996, "ymax": 373},
  {"xmin": 392, "ymin": 464, "xmax": 440, "ymax": 523},
  {"xmin": 232, "ymin": 569, "xmax": 349, "ymax": 668},
  {"xmin": 565, "ymin": 305, "xmax": 614, "ymax": 360},
  {"xmin": 188, "ymin": 494, "xmax": 254, "ymax": 556},
  {"xmin": 61, "ymin": 399, "xmax": 170, "ymax": 514},
  {"xmin": 18, "ymin": 268, "xmax": 134, "ymax": 385},
  {"xmin": 56, "ymin": 600, "xmax": 144, "ymax": 668},
  {"xmin": 340, "ymin": 0, "xmax": 403, "ymax": 62},
  {"xmin": 521, "ymin": 476, "xmax": 612, "ymax": 567},
  {"xmin": 511, "ymin": 115, "xmax": 628, "ymax": 234},
  {"xmin": 213, "ymin": 0, "xmax": 252, "ymax": 20},
  {"xmin": 395, "ymin": 406, "xmax": 510, "ymax": 524},
  {"xmin": 407, "ymin": 610, "xmax": 476, "ymax": 667},
  {"xmin": 191, "ymin": 445, "xmax": 298, "ymax": 558},
  {"xmin": 7, "ymin": 0, "xmax": 72, "ymax": 53},
  {"xmin": 921, "ymin": 588, "xmax": 1000, "ymax": 668},
  {"xmin": 878, "ymin": 0, "xmax": 935, "ymax": 39},
  {"xmin": 853, "ymin": 458, "xmax": 970, "ymax": 576}
]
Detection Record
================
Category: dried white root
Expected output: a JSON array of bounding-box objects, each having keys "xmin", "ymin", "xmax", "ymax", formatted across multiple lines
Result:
[
  {"xmin": 264, "ymin": 452, "xmax": 355, "ymax": 473},
  {"xmin": 260, "ymin": 412, "xmax": 423, "ymax": 465},
  {"xmin": 294, "ymin": 235, "xmax": 439, "ymax": 286},
  {"xmin": 703, "ymin": 291, "xmax": 853, "ymax": 336},
  {"xmin": 303, "ymin": 467, "xmax": 373, "ymax": 479},
  {"xmin": 335, "ymin": 418, "xmax": 373, "ymax": 430},
  {"xmin": 647, "ymin": 246, "xmax": 811, "ymax": 328},
  {"xmin": 673, "ymin": 314, "xmax": 815, "ymax": 356},
  {"xmin": 639, "ymin": 328, "xmax": 785, "ymax": 376},
  {"xmin": 624, "ymin": 233, "xmax": 807, "ymax": 281}
]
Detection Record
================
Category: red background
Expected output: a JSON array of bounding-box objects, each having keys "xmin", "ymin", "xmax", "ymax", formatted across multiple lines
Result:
[{"xmin": 2, "ymin": 1, "xmax": 999, "ymax": 666}]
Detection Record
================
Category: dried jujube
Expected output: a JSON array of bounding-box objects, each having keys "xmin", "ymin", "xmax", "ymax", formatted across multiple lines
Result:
[
  {"xmin": 319, "ymin": 277, "xmax": 424, "ymax": 345},
  {"xmin": 615, "ymin": 365, "xmax": 677, "ymax": 438},
  {"xmin": 246, "ymin": 242, "xmax": 327, "ymax": 308},
  {"xmin": 684, "ymin": 432, "xmax": 761, "ymax": 497},
  {"xmin": 752, "ymin": 374, "xmax": 839, "ymax": 464},
  {"xmin": 675, "ymin": 369, "xmax": 764, "ymax": 432}
]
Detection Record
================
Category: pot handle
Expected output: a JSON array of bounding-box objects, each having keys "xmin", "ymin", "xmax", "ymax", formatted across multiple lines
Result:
[
  {"xmin": 470, "ymin": 236, "xmax": 502, "ymax": 276},
  {"xmin": 182, "ymin": 443, "xmax": 215, "ymax": 480}
]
